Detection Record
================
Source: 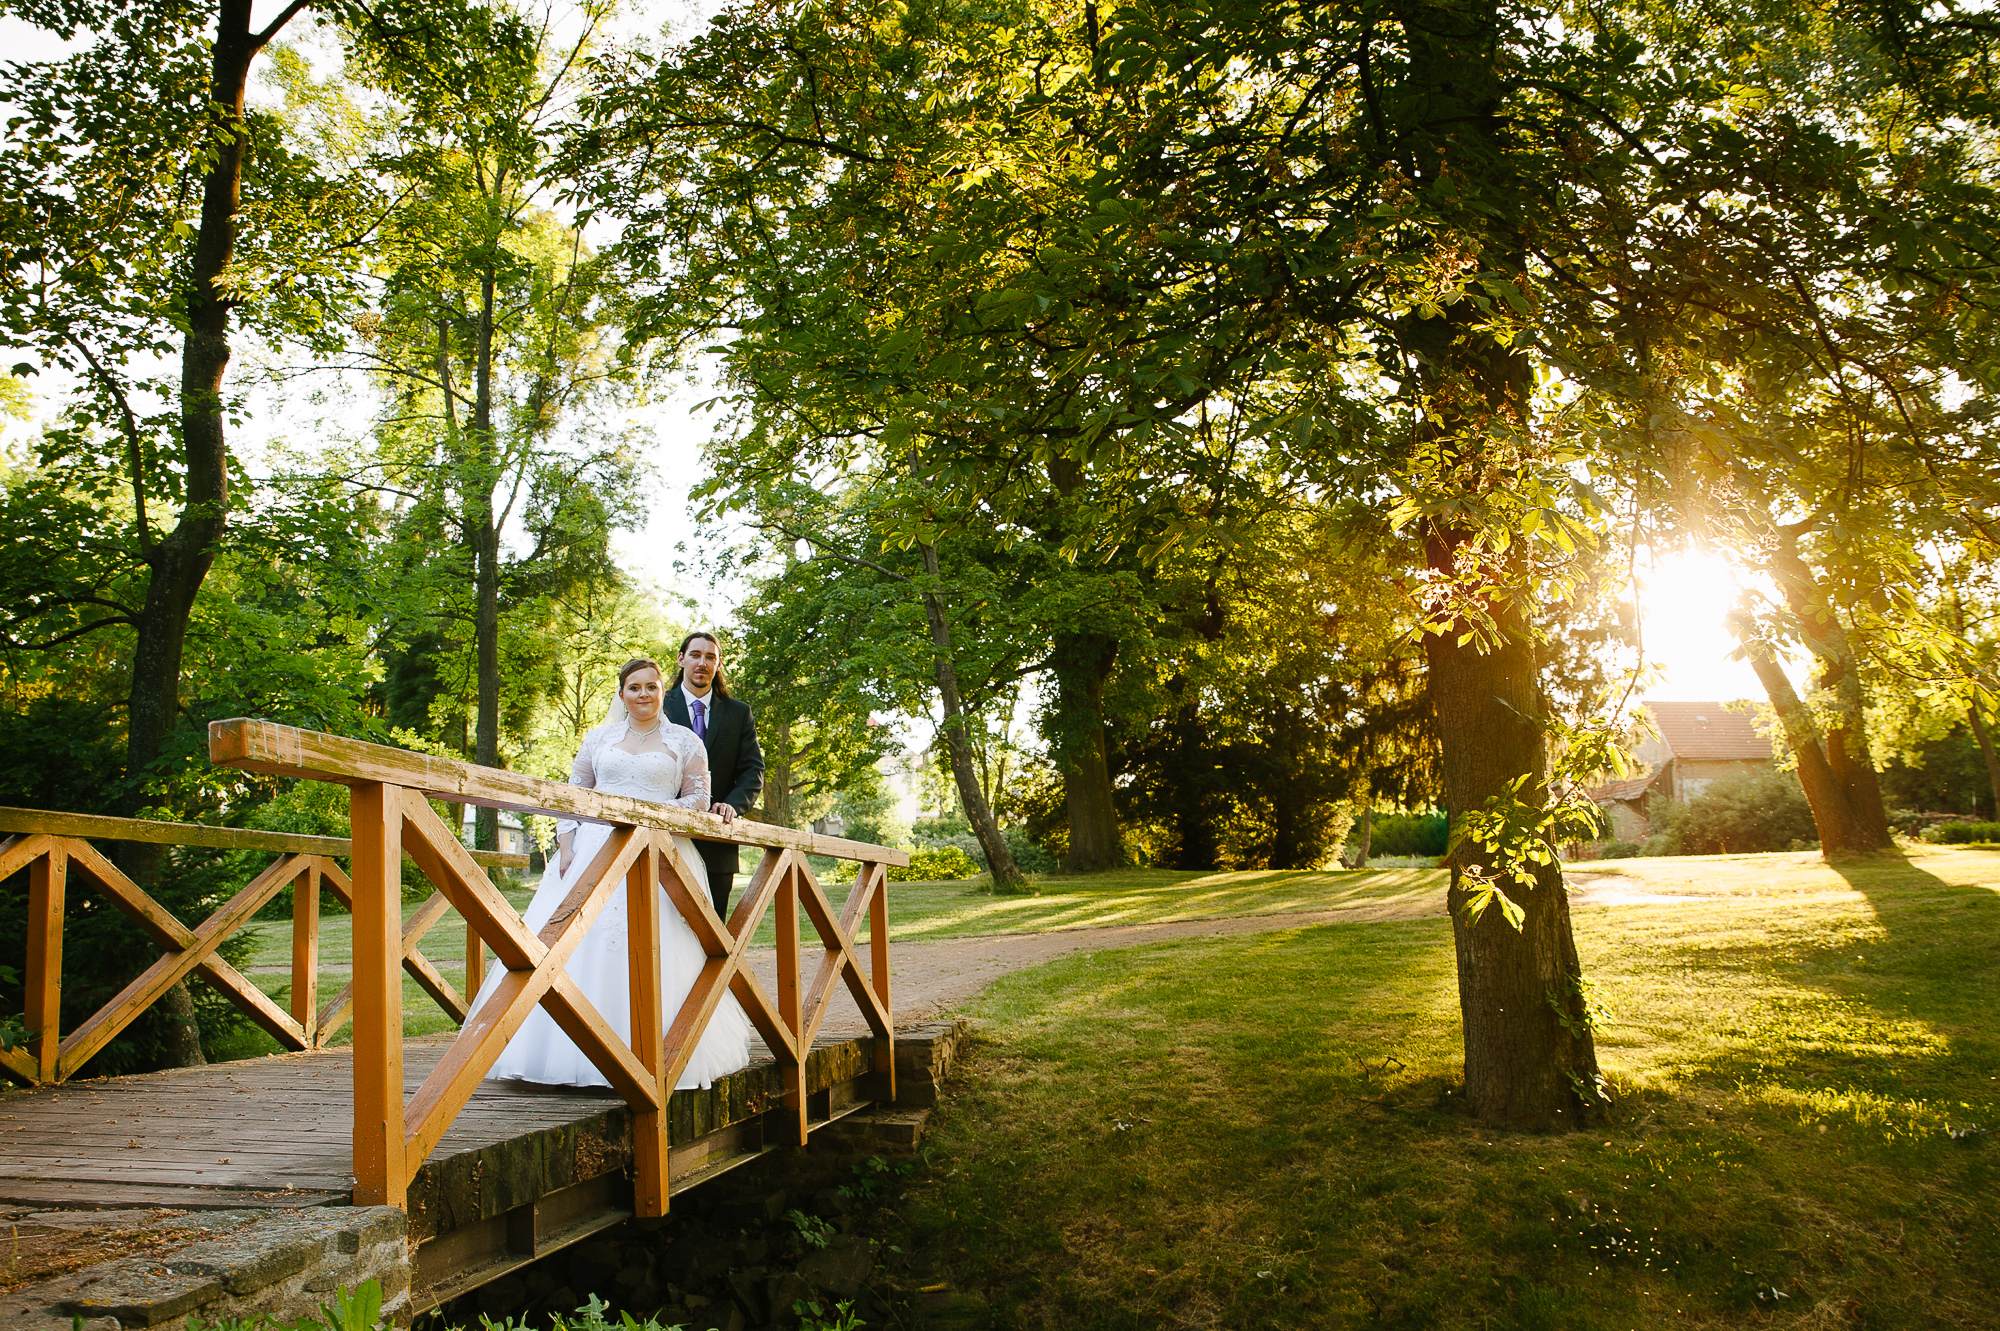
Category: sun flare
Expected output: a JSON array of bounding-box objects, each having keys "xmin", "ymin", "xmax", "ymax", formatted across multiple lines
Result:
[{"xmin": 1634, "ymin": 547, "xmax": 1767, "ymax": 702}]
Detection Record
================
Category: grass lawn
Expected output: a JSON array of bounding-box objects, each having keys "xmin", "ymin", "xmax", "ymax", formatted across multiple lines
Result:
[
  {"xmin": 886, "ymin": 846, "xmax": 2000, "ymax": 1330},
  {"xmin": 236, "ymin": 864, "xmax": 1438, "ymax": 972}
]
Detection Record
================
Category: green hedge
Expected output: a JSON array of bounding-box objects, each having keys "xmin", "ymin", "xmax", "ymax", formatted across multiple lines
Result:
[
  {"xmin": 1919, "ymin": 820, "xmax": 2000, "ymax": 844},
  {"xmin": 890, "ymin": 844, "xmax": 981, "ymax": 881},
  {"xmin": 1368, "ymin": 810, "xmax": 1448, "ymax": 858}
]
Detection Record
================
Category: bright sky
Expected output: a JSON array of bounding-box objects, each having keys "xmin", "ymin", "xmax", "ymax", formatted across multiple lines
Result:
[{"xmin": 1632, "ymin": 546, "xmax": 1773, "ymax": 703}]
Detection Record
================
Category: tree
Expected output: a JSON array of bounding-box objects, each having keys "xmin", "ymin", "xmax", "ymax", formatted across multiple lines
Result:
[
  {"xmin": 0, "ymin": 0, "xmax": 389, "ymax": 1064},
  {"xmin": 348, "ymin": 0, "xmax": 639, "ymax": 841}
]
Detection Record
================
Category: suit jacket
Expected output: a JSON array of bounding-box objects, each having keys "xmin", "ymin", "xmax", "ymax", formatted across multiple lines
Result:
[{"xmin": 665, "ymin": 687, "xmax": 765, "ymax": 876}]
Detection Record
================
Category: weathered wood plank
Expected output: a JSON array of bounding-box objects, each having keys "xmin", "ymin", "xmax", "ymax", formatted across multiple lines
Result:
[{"xmin": 209, "ymin": 719, "xmax": 908, "ymax": 865}]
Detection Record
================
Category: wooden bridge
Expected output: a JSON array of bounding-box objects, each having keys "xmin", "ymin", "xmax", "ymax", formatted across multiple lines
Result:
[{"xmin": 0, "ymin": 721, "xmax": 911, "ymax": 1319}]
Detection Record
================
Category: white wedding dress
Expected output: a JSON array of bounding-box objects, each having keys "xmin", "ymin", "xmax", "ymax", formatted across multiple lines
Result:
[{"xmin": 476, "ymin": 728, "xmax": 755, "ymax": 1091}]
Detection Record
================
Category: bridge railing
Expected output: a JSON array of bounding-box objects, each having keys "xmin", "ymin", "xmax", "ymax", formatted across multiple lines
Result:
[
  {"xmin": 205, "ymin": 719, "xmax": 905, "ymax": 1215},
  {"xmin": 0, "ymin": 805, "xmax": 527, "ymax": 1087}
]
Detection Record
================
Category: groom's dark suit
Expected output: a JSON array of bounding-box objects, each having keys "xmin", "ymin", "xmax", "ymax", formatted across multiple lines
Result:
[{"xmin": 665, "ymin": 685, "xmax": 764, "ymax": 918}]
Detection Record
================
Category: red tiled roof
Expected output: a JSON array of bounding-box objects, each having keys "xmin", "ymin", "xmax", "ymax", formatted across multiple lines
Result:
[{"xmin": 1644, "ymin": 701, "xmax": 1775, "ymax": 761}]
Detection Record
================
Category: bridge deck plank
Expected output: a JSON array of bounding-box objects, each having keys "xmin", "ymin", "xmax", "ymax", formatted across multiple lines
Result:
[{"xmin": 0, "ymin": 1001, "xmax": 865, "ymax": 1212}]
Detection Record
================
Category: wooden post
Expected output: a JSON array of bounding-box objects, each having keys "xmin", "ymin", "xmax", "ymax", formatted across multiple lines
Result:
[
  {"xmin": 25, "ymin": 845, "xmax": 66, "ymax": 1084},
  {"xmin": 293, "ymin": 858, "xmax": 320, "ymax": 1044},
  {"xmin": 774, "ymin": 852, "xmax": 806, "ymax": 1145},
  {"xmin": 350, "ymin": 782, "xmax": 407, "ymax": 1207},
  {"xmin": 868, "ymin": 863, "xmax": 894, "ymax": 1102},
  {"xmin": 626, "ymin": 835, "xmax": 668, "ymax": 1217},
  {"xmin": 466, "ymin": 915, "xmax": 485, "ymax": 1000}
]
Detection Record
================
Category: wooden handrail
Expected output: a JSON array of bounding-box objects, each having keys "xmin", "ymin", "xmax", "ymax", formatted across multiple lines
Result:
[
  {"xmin": 208, "ymin": 718, "xmax": 910, "ymax": 866},
  {"xmin": 0, "ymin": 805, "xmax": 528, "ymax": 869},
  {"xmin": 204, "ymin": 719, "xmax": 901, "ymax": 1216}
]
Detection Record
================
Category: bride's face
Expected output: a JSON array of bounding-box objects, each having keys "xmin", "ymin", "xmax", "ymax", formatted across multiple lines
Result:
[{"xmin": 621, "ymin": 667, "xmax": 664, "ymax": 725}]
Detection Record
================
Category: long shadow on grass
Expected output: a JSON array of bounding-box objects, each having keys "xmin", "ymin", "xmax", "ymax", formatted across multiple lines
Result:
[
  {"xmin": 1675, "ymin": 848, "xmax": 2000, "ymax": 1113},
  {"xmin": 1820, "ymin": 848, "xmax": 2000, "ymax": 1052}
]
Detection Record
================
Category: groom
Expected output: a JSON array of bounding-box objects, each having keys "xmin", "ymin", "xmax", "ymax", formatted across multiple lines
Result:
[{"xmin": 665, "ymin": 631, "xmax": 765, "ymax": 921}]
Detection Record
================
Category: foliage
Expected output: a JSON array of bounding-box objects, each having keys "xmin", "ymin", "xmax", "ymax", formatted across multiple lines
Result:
[
  {"xmin": 1642, "ymin": 772, "xmax": 1820, "ymax": 857},
  {"xmin": 1368, "ymin": 812, "xmax": 1451, "ymax": 860},
  {"xmin": 1919, "ymin": 820, "xmax": 2000, "ymax": 845},
  {"xmin": 891, "ymin": 845, "xmax": 980, "ymax": 883}
]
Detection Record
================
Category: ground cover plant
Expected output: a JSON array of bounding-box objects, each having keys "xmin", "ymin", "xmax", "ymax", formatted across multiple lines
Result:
[{"xmin": 886, "ymin": 847, "xmax": 2000, "ymax": 1329}]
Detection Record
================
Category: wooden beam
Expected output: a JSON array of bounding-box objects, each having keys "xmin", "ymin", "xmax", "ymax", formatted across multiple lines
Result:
[
  {"xmin": 25, "ymin": 846, "xmax": 65, "ymax": 1083},
  {"xmin": 796, "ymin": 860, "xmax": 892, "ymax": 1047},
  {"xmin": 209, "ymin": 719, "xmax": 908, "ymax": 866},
  {"xmin": 56, "ymin": 847, "xmax": 312, "ymax": 1077},
  {"xmin": 400, "ymin": 814, "xmax": 657, "ymax": 1171},
  {"xmin": 349, "ymin": 782, "xmax": 407, "ymax": 1209},
  {"xmin": 293, "ymin": 859, "xmax": 320, "ymax": 1041},
  {"xmin": 626, "ymin": 839, "xmax": 668, "ymax": 1218},
  {"xmin": 0, "ymin": 805, "xmax": 526, "ymax": 867},
  {"xmin": 775, "ymin": 854, "xmax": 806, "ymax": 1146},
  {"xmin": 865, "ymin": 862, "xmax": 895, "ymax": 1102},
  {"xmin": 0, "ymin": 832, "xmax": 54, "ymax": 884}
]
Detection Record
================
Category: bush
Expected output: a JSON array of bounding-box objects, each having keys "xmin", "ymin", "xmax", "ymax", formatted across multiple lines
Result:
[
  {"xmin": 1003, "ymin": 824, "xmax": 1060, "ymax": 874},
  {"xmin": 1642, "ymin": 770, "xmax": 1818, "ymax": 855},
  {"xmin": 1918, "ymin": 820, "xmax": 2000, "ymax": 845},
  {"xmin": 1594, "ymin": 839, "xmax": 1643, "ymax": 859},
  {"xmin": 891, "ymin": 845, "xmax": 980, "ymax": 881},
  {"xmin": 1369, "ymin": 810, "xmax": 1449, "ymax": 858}
]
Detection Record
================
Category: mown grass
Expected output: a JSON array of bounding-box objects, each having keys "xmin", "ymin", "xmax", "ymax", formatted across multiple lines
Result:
[
  {"xmin": 234, "ymin": 864, "xmax": 1437, "ymax": 981},
  {"xmin": 889, "ymin": 846, "xmax": 2000, "ymax": 1330}
]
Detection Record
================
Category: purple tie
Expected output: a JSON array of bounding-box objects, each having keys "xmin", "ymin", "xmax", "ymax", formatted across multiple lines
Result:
[{"xmin": 691, "ymin": 697, "xmax": 707, "ymax": 739}]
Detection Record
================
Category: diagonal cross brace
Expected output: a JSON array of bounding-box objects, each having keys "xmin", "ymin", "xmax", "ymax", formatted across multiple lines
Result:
[{"xmin": 397, "ymin": 793, "xmax": 663, "ymax": 1170}]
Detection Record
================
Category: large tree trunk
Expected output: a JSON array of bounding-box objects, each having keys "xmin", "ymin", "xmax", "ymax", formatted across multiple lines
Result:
[
  {"xmin": 1967, "ymin": 703, "xmax": 2000, "ymax": 820},
  {"xmin": 117, "ymin": 0, "xmax": 276, "ymax": 1068},
  {"xmin": 1166, "ymin": 691, "xmax": 1220, "ymax": 870},
  {"xmin": 1394, "ymin": 0, "xmax": 1601, "ymax": 1130},
  {"xmin": 471, "ymin": 270, "xmax": 501, "ymax": 852},
  {"xmin": 1424, "ymin": 582, "xmax": 1601, "ymax": 1129},
  {"xmin": 762, "ymin": 714, "xmax": 798, "ymax": 827},
  {"xmin": 1762, "ymin": 532, "xmax": 1891, "ymax": 851},
  {"xmin": 1051, "ymin": 630, "xmax": 1122, "ymax": 871},
  {"xmin": 1344, "ymin": 799, "xmax": 1373, "ymax": 869},
  {"xmin": 920, "ymin": 545, "xmax": 1029, "ymax": 892},
  {"xmin": 1734, "ymin": 619, "xmax": 1890, "ymax": 853}
]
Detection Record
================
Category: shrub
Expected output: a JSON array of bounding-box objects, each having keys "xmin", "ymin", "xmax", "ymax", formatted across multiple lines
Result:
[
  {"xmin": 1002, "ymin": 824, "xmax": 1060, "ymax": 874},
  {"xmin": 1919, "ymin": 820, "xmax": 2000, "ymax": 845},
  {"xmin": 1594, "ymin": 839, "xmax": 1643, "ymax": 859},
  {"xmin": 1369, "ymin": 810, "xmax": 1449, "ymax": 858},
  {"xmin": 891, "ymin": 844, "xmax": 980, "ymax": 881},
  {"xmin": 1643, "ymin": 770, "xmax": 1818, "ymax": 855}
]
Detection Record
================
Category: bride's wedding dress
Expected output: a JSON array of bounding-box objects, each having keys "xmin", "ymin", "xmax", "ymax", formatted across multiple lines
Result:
[{"xmin": 475, "ymin": 730, "xmax": 755, "ymax": 1091}]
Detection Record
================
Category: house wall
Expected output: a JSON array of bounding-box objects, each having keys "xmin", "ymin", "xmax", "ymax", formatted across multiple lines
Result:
[
  {"xmin": 1602, "ymin": 801, "xmax": 1649, "ymax": 842},
  {"xmin": 1674, "ymin": 758, "xmax": 1772, "ymax": 801}
]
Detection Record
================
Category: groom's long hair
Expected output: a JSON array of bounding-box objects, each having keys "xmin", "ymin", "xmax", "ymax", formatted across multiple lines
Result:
[{"xmin": 671, "ymin": 631, "xmax": 732, "ymax": 699}]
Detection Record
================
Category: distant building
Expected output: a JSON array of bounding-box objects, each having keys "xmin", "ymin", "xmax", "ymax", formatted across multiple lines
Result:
[
  {"xmin": 459, "ymin": 807, "xmax": 533, "ymax": 857},
  {"xmin": 1590, "ymin": 701, "xmax": 1779, "ymax": 839}
]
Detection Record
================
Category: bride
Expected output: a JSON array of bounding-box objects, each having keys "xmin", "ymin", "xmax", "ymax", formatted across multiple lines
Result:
[{"xmin": 476, "ymin": 656, "xmax": 755, "ymax": 1090}]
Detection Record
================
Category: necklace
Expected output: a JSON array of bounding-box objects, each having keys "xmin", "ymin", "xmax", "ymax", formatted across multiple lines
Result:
[{"xmin": 627, "ymin": 717, "xmax": 662, "ymax": 736}]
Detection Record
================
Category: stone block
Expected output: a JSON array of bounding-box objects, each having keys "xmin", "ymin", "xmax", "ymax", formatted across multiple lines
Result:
[{"xmin": 59, "ymin": 1265, "xmax": 224, "ymax": 1326}]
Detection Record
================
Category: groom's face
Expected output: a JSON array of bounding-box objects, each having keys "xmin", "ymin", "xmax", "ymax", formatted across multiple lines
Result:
[{"xmin": 680, "ymin": 636, "xmax": 720, "ymax": 693}]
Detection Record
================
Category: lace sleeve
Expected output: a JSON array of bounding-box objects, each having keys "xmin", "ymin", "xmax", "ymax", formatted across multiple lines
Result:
[
  {"xmin": 556, "ymin": 728, "xmax": 600, "ymax": 839},
  {"xmin": 672, "ymin": 728, "xmax": 712, "ymax": 810}
]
